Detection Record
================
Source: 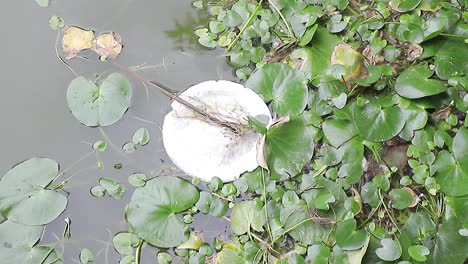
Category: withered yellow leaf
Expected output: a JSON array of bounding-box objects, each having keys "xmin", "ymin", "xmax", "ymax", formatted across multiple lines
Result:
[
  {"xmin": 62, "ymin": 26, "xmax": 95, "ymax": 58},
  {"xmin": 93, "ymin": 33, "xmax": 123, "ymax": 60},
  {"xmin": 331, "ymin": 43, "xmax": 367, "ymax": 81}
]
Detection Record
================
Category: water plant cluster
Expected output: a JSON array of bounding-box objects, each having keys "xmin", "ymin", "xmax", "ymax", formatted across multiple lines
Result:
[{"xmin": 0, "ymin": 0, "xmax": 467, "ymax": 263}]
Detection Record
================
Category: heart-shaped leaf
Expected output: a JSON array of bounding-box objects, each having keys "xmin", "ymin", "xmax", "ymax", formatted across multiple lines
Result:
[
  {"xmin": 230, "ymin": 200, "xmax": 264, "ymax": 235},
  {"xmin": 389, "ymin": 188, "xmax": 413, "ymax": 210},
  {"xmin": 113, "ymin": 232, "xmax": 140, "ymax": 256},
  {"xmin": 322, "ymin": 119, "xmax": 358, "ymax": 148},
  {"xmin": 408, "ymin": 245, "xmax": 430, "ymax": 262},
  {"xmin": 351, "ymin": 103, "xmax": 405, "ymax": 142},
  {"xmin": 289, "ymin": 27, "xmax": 342, "ymax": 85},
  {"xmin": 0, "ymin": 158, "xmax": 67, "ymax": 225},
  {"xmin": 375, "ymin": 238, "xmax": 402, "ymax": 261},
  {"xmin": 335, "ymin": 219, "xmax": 369, "ymax": 250},
  {"xmin": 126, "ymin": 176, "xmax": 199, "ymax": 248},
  {"xmin": 0, "ymin": 220, "xmax": 61, "ymax": 263},
  {"xmin": 266, "ymin": 115, "xmax": 316, "ymax": 178},
  {"xmin": 395, "ymin": 65, "xmax": 446, "ymax": 99},
  {"xmin": 245, "ymin": 63, "xmax": 308, "ymax": 115},
  {"xmin": 66, "ymin": 72, "xmax": 132, "ymax": 126}
]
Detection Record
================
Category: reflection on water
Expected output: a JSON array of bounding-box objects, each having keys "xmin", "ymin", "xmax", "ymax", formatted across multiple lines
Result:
[{"xmin": 0, "ymin": 0, "xmax": 234, "ymax": 263}]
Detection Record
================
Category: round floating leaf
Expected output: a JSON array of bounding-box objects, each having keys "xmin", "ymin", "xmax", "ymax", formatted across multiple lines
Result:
[
  {"xmin": 0, "ymin": 220, "xmax": 43, "ymax": 262},
  {"xmin": 113, "ymin": 232, "xmax": 139, "ymax": 256},
  {"xmin": 231, "ymin": 201, "xmax": 264, "ymax": 235},
  {"xmin": 79, "ymin": 248, "xmax": 94, "ymax": 264},
  {"xmin": 35, "ymin": 0, "xmax": 49, "ymax": 7},
  {"xmin": 90, "ymin": 185, "xmax": 105, "ymax": 197},
  {"xmin": 132, "ymin": 128, "xmax": 150, "ymax": 145},
  {"xmin": 92, "ymin": 140, "xmax": 106, "ymax": 152},
  {"xmin": 99, "ymin": 177, "xmax": 125, "ymax": 200},
  {"xmin": 306, "ymin": 244, "xmax": 331, "ymax": 263},
  {"xmin": 266, "ymin": 116, "xmax": 315, "ymax": 178},
  {"xmin": 66, "ymin": 73, "xmax": 132, "ymax": 127},
  {"xmin": 126, "ymin": 176, "xmax": 199, "ymax": 248},
  {"xmin": 395, "ymin": 65, "xmax": 446, "ymax": 99},
  {"xmin": 157, "ymin": 252, "xmax": 172, "ymax": 264},
  {"xmin": 375, "ymin": 238, "xmax": 402, "ymax": 261},
  {"xmin": 389, "ymin": 188, "xmax": 413, "ymax": 209},
  {"xmin": 0, "ymin": 158, "xmax": 67, "ymax": 225},
  {"xmin": 408, "ymin": 245, "xmax": 430, "ymax": 262},
  {"xmin": 48, "ymin": 16, "xmax": 64, "ymax": 31},
  {"xmin": 351, "ymin": 103, "xmax": 405, "ymax": 142},
  {"xmin": 245, "ymin": 63, "xmax": 308, "ymax": 115},
  {"xmin": 128, "ymin": 173, "xmax": 147, "ymax": 187},
  {"xmin": 336, "ymin": 219, "xmax": 369, "ymax": 250}
]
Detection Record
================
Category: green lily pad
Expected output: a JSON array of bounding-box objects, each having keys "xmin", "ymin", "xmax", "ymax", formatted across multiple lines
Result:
[
  {"xmin": 395, "ymin": 65, "xmax": 446, "ymax": 99},
  {"xmin": 126, "ymin": 176, "xmax": 199, "ymax": 248},
  {"xmin": 66, "ymin": 73, "xmax": 132, "ymax": 127},
  {"xmin": 266, "ymin": 115, "xmax": 316, "ymax": 178},
  {"xmin": 0, "ymin": 158, "xmax": 67, "ymax": 225},
  {"xmin": 113, "ymin": 232, "xmax": 140, "ymax": 256},
  {"xmin": 128, "ymin": 173, "xmax": 147, "ymax": 187},
  {"xmin": 79, "ymin": 248, "xmax": 94, "ymax": 264},
  {"xmin": 245, "ymin": 63, "xmax": 308, "ymax": 115},
  {"xmin": 132, "ymin": 128, "xmax": 150, "ymax": 145},
  {"xmin": 230, "ymin": 200, "xmax": 264, "ymax": 235},
  {"xmin": 375, "ymin": 238, "xmax": 402, "ymax": 261},
  {"xmin": 48, "ymin": 16, "xmax": 64, "ymax": 31},
  {"xmin": 99, "ymin": 177, "xmax": 125, "ymax": 200},
  {"xmin": 351, "ymin": 102, "xmax": 405, "ymax": 142},
  {"xmin": 306, "ymin": 244, "xmax": 331, "ymax": 263},
  {"xmin": 0, "ymin": 220, "xmax": 61, "ymax": 263},
  {"xmin": 408, "ymin": 245, "xmax": 430, "ymax": 262},
  {"xmin": 335, "ymin": 219, "xmax": 369, "ymax": 250}
]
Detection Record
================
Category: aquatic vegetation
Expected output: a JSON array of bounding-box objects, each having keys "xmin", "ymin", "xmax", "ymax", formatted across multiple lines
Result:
[{"xmin": 1, "ymin": 0, "xmax": 467, "ymax": 263}]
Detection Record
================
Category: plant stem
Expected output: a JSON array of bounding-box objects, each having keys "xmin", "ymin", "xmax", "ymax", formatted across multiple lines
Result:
[
  {"xmin": 439, "ymin": 33, "xmax": 467, "ymax": 39},
  {"xmin": 268, "ymin": 0, "xmax": 296, "ymax": 40},
  {"xmin": 379, "ymin": 190, "xmax": 401, "ymax": 233},
  {"xmin": 227, "ymin": 0, "xmax": 264, "ymax": 51},
  {"xmin": 261, "ymin": 169, "xmax": 274, "ymax": 243},
  {"xmin": 273, "ymin": 218, "xmax": 313, "ymax": 244},
  {"xmin": 135, "ymin": 240, "xmax": 143, "ymax": 264},
  {"xmin": 112, "ymin": 62, "xmax": 243, "ymax": 134}
]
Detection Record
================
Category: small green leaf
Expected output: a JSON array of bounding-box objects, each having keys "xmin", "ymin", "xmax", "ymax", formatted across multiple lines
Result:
[
  {"xmin": 389, "ymin": 188, "xmax": 413, "ymax": 209},
  {"xmin": 335, "ymin": 219, "xmax": 369, "ymax": 250},
  {"xmin": 93, "ymin": 140, "xmax": 106, "ymax": 152},
  {"xmin": 113, "ymin": 232, "xmax": 139, "ymax": 256},
  {"xmin": 128, "ymin": 173, "xmax": 147, "ymax": 187},
  {"xmin": 80, "ymin": 248, "xmax": 95, "ymax": 263},
  {"xmin": 375, "ymin": 238, "xmax": 402, "ymax": 261},
  {"xmin": 408, "ymin": 245, "xmax": 430, "ymax": 261},
  {"xmin": 132, "ymin": 128, "xmax": 150, "ymax": 145},
  {"xmin": 157, "ymin": 252, "xmax": 172, "ymax": 264},
  {"xmin": 230, "ymin": 201, "xmax": 264, "ymax": 235},
  {"xmin": 48, "ymin": 16, "xmax": 64, "ymax": 30},
  {"xmin": 90, "ymin": 185, "xmax": 106, "ymax": 197}
]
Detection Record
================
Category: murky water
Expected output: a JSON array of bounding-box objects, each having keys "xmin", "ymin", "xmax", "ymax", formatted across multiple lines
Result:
[{"xmin": 0, "ymin": 0, "xmax": 234, "ymax": 262}]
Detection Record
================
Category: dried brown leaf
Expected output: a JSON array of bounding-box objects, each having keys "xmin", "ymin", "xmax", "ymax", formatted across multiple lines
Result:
[
  {"xmin": 62, "ymin": 26, "xmax": 94, "ymax": 58},
  {"xmin": 93, "ymin": 32, "xmax": 123, "ymax": 60}
]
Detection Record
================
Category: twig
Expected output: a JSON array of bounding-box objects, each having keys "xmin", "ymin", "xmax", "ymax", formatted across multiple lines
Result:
[{"xmin": 111, "ymin": 62, "xmax": 244, "ymax": 134}]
